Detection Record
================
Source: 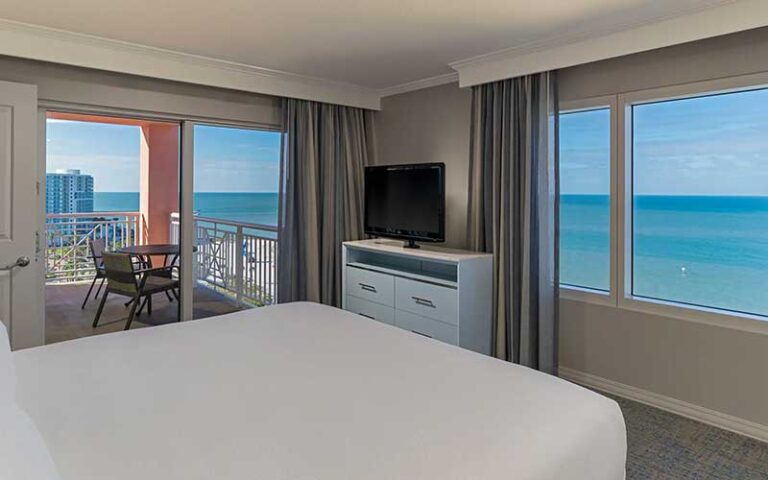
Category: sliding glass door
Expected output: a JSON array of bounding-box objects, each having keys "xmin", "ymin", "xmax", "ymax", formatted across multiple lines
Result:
[{"xmin": 189, "ymin": 124, "xmax": 281, "ymax": 319}]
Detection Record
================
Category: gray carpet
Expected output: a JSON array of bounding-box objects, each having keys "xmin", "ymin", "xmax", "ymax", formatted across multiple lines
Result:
[{"xmin": 614, "ymin": 395, "xmax": 768, "ymax": 479}]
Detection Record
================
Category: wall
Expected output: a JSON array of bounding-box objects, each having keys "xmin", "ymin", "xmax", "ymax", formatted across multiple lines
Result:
[
  {"xmin": 0, "ymin": 55, "xmax": 281, "ymax": 125},
  {"xmin": 376, "ymin": 27, "xmax": 768, "ymax": 430},
  {"xmin": 377, "ymin": 83, "xmax": 472, "ymax": 249}
]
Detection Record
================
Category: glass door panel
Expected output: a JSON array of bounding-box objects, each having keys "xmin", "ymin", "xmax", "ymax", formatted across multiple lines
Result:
[{"xmin": 191, "ymin": 124, "xmax": 281, "ymax": 318}]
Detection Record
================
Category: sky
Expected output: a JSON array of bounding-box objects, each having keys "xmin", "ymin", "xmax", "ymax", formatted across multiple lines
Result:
[
  {"xmin": 560, "ymin": 87, "xmax": 768, "ymax": 195},
  {"xmin": 46, "ymin": 120, "xmax": 281, "ymax": 193}
]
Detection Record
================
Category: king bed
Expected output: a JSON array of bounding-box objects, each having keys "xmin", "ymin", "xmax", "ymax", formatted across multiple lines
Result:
[{"xmin": 9, "ymin": 302, "xmax": 626, "ymax": 479}]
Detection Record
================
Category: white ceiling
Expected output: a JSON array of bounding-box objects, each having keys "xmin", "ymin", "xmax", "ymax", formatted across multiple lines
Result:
[{"xmin": 0, "ymin": 0, "xmax": 732, "ymax": 90}]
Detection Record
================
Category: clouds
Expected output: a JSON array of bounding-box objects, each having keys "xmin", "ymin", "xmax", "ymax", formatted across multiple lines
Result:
[
  {"xmin": 561, "ymin": 88, "xmax": 768, "ymax": 196},
  {"xmin": 193, "ymin": 125, "xmax": 281, "ymax": 193},
  {"xmin": 46, "ymin": 120, "xmax": 141, "ymax": 192},
  {"xmin": 46, "ymin": 120, "xmax": 282, "ymax": 194}
]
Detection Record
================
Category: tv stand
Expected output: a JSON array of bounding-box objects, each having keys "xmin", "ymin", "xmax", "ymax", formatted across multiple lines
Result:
[
  {"xmin": 341, "ymin": 239, "xmax": 492, "ymax": 355},
  {"xmin": 402, "ymin": 239, "xmax": 420, "ymax": 249}
]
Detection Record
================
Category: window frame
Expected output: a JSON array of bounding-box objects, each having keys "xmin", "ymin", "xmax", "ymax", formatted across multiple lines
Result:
[
  {"xmin": 558, "ymin": 96, "xmax": 618, "ymax": 307},
  {"xmin": 615, "ymin": 72, "xmax": 768, "ymax": 335}
]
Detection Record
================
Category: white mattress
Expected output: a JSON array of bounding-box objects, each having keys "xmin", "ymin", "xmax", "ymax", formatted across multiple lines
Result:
[{"xmin": 13, "ymin": 302, "xmax": 626, "ymax": 480}]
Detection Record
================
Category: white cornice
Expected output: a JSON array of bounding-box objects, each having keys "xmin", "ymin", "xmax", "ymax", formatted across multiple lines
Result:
[
  {"xmin": 378, "ymin": 72, "xmax": 459, "ymax": 98},
  {"xmin": 0, "ymin": 18, "xmax": 381, "ymax": 110},
  {"xmin": 450, "ymin": 0, "xmax": 768, "ymax": 87}
]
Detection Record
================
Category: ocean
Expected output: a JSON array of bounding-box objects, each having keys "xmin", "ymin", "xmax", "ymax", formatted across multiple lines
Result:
[
  {"xmin": 94, "ymin": 192, "xmax": 768, "ymax": 318},
  {"xmin": 561, "ymin": 194, "xmax": 768, "ymax": 317},
  {"xmin": 94, "ymin": 192, "xmax": 279, "ymax": 227}
]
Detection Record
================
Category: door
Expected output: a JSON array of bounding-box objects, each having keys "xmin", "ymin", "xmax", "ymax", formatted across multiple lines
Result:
[{"xmin": 0, "ymin": 81, "xmax": 40, "ymax": 349}]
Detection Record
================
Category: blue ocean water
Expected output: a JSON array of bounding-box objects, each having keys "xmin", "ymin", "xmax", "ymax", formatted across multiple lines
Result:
[
  {"xmin": 560, "ymin": 194, "xmax": 768, "ymax": 317},
  {"xmin": 94, "ymin": 192, "xmax": 279, "ymax": 226},
  {"xmin": 94, "ymin": 192, "xmax": 768, "ymax": 317}
]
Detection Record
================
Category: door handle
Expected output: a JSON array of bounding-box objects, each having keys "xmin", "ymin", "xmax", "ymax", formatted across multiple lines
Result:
[
  {"xmin": 359, "ymin": 283, "xmax": 377, "ymax": 293},
  {"xmin": 0, "ymin": 256, "xmax": 30, "ymax": 271}
]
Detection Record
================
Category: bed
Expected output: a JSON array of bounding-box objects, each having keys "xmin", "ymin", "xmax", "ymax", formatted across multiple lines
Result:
[{"xmin": 11, "ymin": 302, "xmax": 626, "ymax": 480}]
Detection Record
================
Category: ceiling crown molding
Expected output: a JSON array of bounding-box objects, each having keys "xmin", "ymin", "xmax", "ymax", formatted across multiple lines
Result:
[
  {"xmin": 378, "ymin": 72, "xmax": 459, "ymax": 98},
  {"xmin": 0, "ymin": 18, "xmax": 381, "ymax": 110},
  {"xmin": 450, "ymin": 0, "xmax": 767, "ymax": 87}
]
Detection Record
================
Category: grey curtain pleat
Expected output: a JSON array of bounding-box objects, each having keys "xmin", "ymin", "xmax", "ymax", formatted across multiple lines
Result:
[
  {"xmin": 466, "ymin": 72, "xmax": 559, "ymax": 374},
  {"xmin": 278, "ymin": 98, "xmax": 375, "ymax": 306}
]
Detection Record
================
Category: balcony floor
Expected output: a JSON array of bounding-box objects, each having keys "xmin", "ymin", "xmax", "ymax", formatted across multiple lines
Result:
[{"xmin": 45, "ymin": 282, "xmax": 244, "ymax": 345}]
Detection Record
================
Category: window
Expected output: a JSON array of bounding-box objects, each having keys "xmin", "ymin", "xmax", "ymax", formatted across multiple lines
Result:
[
  {"xmin": 559, "ymin": 107, "xmax": 611, "ymax": 291},
  {"xmin": 631, "ymin": 88, "xmax": 768, "ymax": 317}
]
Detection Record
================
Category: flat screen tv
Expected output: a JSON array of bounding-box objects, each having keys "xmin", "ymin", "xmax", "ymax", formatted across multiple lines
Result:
[{"xmin": 364, "ymin": 163, "xmax": 445, "ymax": 248}]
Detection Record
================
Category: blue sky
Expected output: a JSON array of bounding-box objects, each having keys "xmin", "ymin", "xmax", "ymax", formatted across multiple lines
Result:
[
  {"xmin": 46, "ymin": 120, "xmax": 281, "ymax": 193},
  {"xmin": 561, "ymin": 88, "xmax": 768, "ymax": 195}
]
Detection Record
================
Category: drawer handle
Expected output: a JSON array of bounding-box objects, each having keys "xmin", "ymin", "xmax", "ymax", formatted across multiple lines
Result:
[
  {"xmin": 411, "ymin": 330, "xmax": 433, "ymax": 339},
  {"xmin": 358, "ymin": 312, "xmax": 375, "ymax": 320},
  {"xmin": 412, "ymin": 296, "xmax": 435, "ymax": 308},
  {"xmin": 359, "ymin": 283, "xmax": 377, "ymax": 293}
]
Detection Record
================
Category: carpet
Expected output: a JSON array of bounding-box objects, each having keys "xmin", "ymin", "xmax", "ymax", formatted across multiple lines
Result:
[{"xmin": 614, "ymin": 395, "xmax": 768, "ymax": 479}]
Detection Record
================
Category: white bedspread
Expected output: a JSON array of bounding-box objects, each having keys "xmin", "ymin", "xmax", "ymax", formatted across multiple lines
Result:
[{"xmin": 13, "ymin": 302, "xmax": 626, "ymax": 480}]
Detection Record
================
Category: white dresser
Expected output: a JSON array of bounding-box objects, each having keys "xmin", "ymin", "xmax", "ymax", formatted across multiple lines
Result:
[{"xmin": 342, "ymin": 239, "xmax": 493, "ymax": 355}]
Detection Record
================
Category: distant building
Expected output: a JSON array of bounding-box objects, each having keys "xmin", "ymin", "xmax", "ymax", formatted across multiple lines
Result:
[{"xmin": 46, "ymin": 169, "xmax": 94, "ymax": 214}]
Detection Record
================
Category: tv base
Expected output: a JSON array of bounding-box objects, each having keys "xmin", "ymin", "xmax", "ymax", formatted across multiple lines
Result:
[{"xmin": 402, "ymin": 239, "xmax": 420, "ymax": 249}]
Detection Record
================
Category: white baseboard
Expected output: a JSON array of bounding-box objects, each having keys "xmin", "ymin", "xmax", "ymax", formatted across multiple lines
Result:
[{"xmin": 559, "ymin": 367, "xmax": 768, "ymax": 444}]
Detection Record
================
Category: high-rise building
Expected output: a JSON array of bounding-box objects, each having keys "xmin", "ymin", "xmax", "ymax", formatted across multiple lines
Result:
[{"xmin": 46, "ymin": 169, "xmax": 94, "ymax": 214}]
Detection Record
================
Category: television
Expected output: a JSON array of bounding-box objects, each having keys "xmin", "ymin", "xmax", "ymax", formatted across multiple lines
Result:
[{"xmin": 364, "ymin": 163, "xmax": 445, "ymax": 248}]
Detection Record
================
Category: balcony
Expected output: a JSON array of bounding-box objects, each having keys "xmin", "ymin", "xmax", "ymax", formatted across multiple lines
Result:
[{"xmin": 45, "ymin": 211, "xmax": 278, "ymax": 343}]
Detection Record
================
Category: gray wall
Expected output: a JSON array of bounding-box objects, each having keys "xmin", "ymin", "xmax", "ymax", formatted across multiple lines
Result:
[
  {"xmin": 0, "ymin": 55, "xmax": 281, "ymax": 126},
  {"xmin": 376, "ymin": 27, "xmax": 768, "ymax": 427},
  {"xmin": 377, "ymin": 83, "xmax": 472, "ymax": 249}
]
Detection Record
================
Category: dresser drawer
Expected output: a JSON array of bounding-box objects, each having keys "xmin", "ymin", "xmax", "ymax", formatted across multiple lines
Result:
[
  {"xmin": 395, "ymin": 310, "xmax": 458, "ymax": 346},
  {"xmin": 395, "ymin": 277, "xmax": 458, "ymax": 326},
  {"xmin": 346, "ymin": 266, "xmax": 395, "ymax": 306},
  {"xmin": 345, "ymin": 295, "xmax": 395, "ymax": 325}
]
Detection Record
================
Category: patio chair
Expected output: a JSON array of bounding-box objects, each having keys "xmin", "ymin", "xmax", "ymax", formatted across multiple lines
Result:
[
  {"xmin": 93, "ymin": 252, "xmax": 180, "ymax": 331},
  {"xmin": 81, "ymin": 238, "xmax": 106, "ymax": 309}
]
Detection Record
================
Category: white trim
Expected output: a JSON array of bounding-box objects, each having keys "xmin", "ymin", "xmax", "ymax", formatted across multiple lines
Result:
[
  {"xmin": 559, "ymin": 96, "xmax": 618, "ymax": 307},
  {"xmin": 378, "ymin": 72, "xmax": 459, "ymax": 98},
  {"xmin": 180, "ymin": 122, "xmax": 194, "ymax": 322},
  {"xmin": 559, "ymin": 366, "xmax": 768, "ymax": 444},
  {"xmin": 0, "ymin": 18, "xmax": 380, "ymax": 110},
  {"xmin": 450, "ymin": 0, "xmax": 768, "ymax": 87},
  {"xmin": 559, "ymin": 286, "xmax": 613, "ymax": 307}
]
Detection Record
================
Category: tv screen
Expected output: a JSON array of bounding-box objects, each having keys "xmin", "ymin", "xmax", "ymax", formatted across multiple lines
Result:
[{"xmin": 364, "ymin": 163, "xmax": 445, "ymax": 244}]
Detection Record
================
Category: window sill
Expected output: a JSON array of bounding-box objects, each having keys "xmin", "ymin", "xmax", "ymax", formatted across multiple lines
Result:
[
  {"xmin": 559, "ymin": 285, "xmax": 613, "ymax": 306},
  {"xmin": 561, "ymin": 289, "xmax": 768, "ymax": 336},
  {"xmin": 618, "ymin": 296, "xmax": 768, "ymax": 336}
]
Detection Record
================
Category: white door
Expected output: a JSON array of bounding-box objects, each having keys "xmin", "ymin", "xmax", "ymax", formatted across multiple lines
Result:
[{"xmin": 0, "ymin": 81, "xmax": 40, "ymax": 350}]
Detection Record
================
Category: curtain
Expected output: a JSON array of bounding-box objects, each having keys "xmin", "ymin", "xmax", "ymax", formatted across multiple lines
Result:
[
  {"xmin": 466, "ymin": 72, "xmax": 559, "ymax": 374},
  {"xmin": 277, "ymin": 98, "xmax": 376, "ymax": 306}
]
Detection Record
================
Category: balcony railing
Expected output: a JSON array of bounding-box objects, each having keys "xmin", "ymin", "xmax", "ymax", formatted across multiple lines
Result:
[
  {"xmin": 45, "ymin": 211, "xmax": 277, "ymax": 307},
  {"xmin": 45, "ymin": 212, "xmax": 143, "ymax": 284},
  {"xmin": 169, "ymin": 213, "xmax": 277, "ymax": 306}
]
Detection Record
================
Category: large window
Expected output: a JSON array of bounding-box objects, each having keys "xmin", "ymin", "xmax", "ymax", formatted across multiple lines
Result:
[
  {"xmin": 559, "ymin": 107, "xmax": 611, "ymax": 291},
  {"xmin": 631, "ymin": 88, "xmax": 768, "ymax": 317}
]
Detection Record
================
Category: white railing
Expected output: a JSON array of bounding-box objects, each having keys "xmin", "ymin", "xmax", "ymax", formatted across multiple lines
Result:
[
  {"xmin": 169, "ymin": 213, "xmax": 277, "ymax": 306},
  {"xmin": 45, "ymin": 212, "xmax": 143, "ymax": 284}
]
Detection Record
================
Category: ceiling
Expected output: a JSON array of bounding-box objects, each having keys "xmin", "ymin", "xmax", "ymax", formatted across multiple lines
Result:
[{"xmin": 0, "ymin": 0, "xmax": 732, "ymax": 91}]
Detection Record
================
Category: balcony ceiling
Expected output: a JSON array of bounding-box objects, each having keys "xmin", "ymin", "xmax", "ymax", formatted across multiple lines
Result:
[{"xmin": 0, "ymin": 0, "xmax": 732, "ymax": 92}]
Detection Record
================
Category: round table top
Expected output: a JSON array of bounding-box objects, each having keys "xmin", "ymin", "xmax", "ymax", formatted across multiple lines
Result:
[{"xmin": 118, "ymin": 244, "xmax": 179, "ymax": 256}]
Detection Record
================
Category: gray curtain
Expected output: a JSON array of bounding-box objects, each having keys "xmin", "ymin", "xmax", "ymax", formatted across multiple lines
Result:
[
  {"xmin": 466, "ymin": 72, "xmax": 559, "ymax": 374},
  {"xmin": 278, "ymin": 98, "xmax": 376, "ymax": 306}
]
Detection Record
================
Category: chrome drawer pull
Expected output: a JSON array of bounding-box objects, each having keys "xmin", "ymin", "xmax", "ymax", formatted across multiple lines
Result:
[
  {"xmin": 411, "ymin": 330, "xmax": 433, "ymax": 338},
  {"xmin": 412, "ymin": 296, "xmax": 435, "ymax": 308},
  {"xmin": 358, "ymin": 312, "xmax": 375, "ymax": 320},
  {"xmin": 359, "ymin": 283, "xmax": 377, "ymax": 293}
]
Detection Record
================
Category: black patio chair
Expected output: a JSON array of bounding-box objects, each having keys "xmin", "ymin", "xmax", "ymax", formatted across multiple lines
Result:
[
  {"xmin": 81, "ymin": 238, "xmax": 106, "ymax": 309},
  {"xmin": 93, "ymin": 252, "xmax": 180, "ymax": 330}
]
